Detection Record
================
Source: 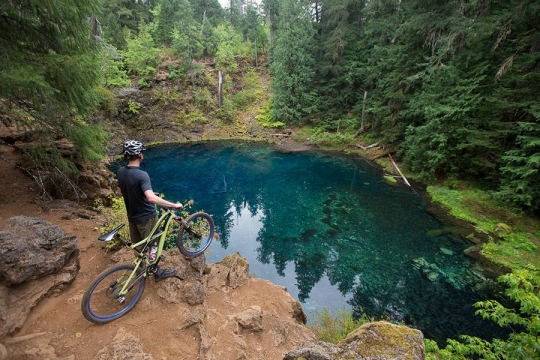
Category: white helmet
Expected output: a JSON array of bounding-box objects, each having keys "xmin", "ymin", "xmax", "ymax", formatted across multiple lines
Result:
[{"xmin": 123, "ymin": 140, "xmax": 146, "ymax": 156}]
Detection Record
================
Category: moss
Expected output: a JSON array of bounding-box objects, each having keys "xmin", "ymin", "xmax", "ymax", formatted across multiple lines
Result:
[
  {"xmin": 384, "ymin": 175, "xmax": 397, "ymax": 184},
  {"xmin": 344, "ymin": 321, "xmax": 421, "ymax": 358}
]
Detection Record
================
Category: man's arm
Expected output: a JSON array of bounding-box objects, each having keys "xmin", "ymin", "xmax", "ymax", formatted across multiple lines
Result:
[{"xmin": 144, "ymin": 190, "xmax": 183, "ymax": 209}]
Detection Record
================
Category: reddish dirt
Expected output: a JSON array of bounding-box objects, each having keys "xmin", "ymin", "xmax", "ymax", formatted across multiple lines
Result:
[{"xmin": 0, "ymin": 143, "xmax": 312, "ymax": 359}]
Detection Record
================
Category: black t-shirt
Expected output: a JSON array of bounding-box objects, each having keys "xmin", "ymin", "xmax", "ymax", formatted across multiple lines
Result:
[{"xmin": 117, "ymin": 166, "xmax": 156, "ymax": 224}]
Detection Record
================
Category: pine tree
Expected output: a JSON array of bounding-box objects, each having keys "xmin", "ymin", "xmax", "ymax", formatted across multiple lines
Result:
[
  {"xmin": 270, "ymin": 0, "xmax": 317, "ymax": 125},
  {"xmin": 0, "ymin": 0, "xmax": 108, "ymax": 199},
  {"xmin": 0, "ymin": 0, "xmax": 103, "ymax": 120}
]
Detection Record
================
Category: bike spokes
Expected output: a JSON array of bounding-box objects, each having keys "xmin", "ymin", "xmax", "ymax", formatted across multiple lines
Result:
[
  {"xmin": 177, "ymin": 212, "xmax": 214, "ymax": 257},
  {"xmin": 81, "ymin": 264, "xmax": 146, "ymax": 324}
]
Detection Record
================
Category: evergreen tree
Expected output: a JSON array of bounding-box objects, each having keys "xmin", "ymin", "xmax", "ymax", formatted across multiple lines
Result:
[
  {"xmin": 0, "ymin": 0, "xmax": 108, "ymax": 199},
  {"xmin": 270, "ymin": 0, "xmax": 317, "ymax": 125},
  {"xmin": 152, "ymin": 0, "xmax": 186, "ymax": 46},
  {"xmin": 101, "ymin": 0, "xmax": 155, "ymax": 44},
  {"xmin": 0, "ymin": 0, "xmax": 103, "ymax": 120}
]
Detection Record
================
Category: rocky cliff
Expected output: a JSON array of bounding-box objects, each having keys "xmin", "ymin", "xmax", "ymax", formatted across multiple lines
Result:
[{"xmin": 0, "ymin": 215, "xmax": 425, "ymax": 359}]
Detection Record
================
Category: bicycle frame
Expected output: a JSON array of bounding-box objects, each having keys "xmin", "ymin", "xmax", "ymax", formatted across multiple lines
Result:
[
  {"xmin": 101, "ymin": 208, "xmax": 182, "ymax": 299},
  {"xmin": 83, "ymin": 203, "xmax": 214, "ymax": 324}
]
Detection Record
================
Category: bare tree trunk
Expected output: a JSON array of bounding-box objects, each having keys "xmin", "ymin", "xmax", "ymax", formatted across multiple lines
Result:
[
  {"xmin": 190, "ymin": 55, "xmax": 195, "ymax": 87},
  {"xmin": 218, "ymin": 71, "xmax": 223, "ymax": 107},
  {"xmin": 201, "ymin": 10, "xmax": 206, "ymax": 33},
  {"xmin": 254, "ymin": 37, "xmax": 258, "ymax": 67},
  {"xmin": 360, "ymin": 90, "xmax": 367, "ymax": 132},
  {"xmin": 269, "ymin": 8, "xmax": 275, "ymax": 48}
]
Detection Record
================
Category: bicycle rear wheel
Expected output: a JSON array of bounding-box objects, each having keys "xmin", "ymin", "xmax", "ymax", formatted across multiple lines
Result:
[
  {"xmin": 81, "ymin": 263, "xmax": 146, "ymax": 324},
  {"xmin": 177, "ymin": 212, "xmax": 214, "ymax": 257}
]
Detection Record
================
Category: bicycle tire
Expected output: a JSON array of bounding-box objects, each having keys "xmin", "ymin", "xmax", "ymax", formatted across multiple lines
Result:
[
  {"xmin": 81, "ymin": 263, "xmax": 146, "ymax": 324},
  {"xmin": 177, "ymin": 212, "xmax": 215, "ymax": 257}
]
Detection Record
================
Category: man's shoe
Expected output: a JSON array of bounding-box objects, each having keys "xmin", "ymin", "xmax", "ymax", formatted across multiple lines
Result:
[{"xmin": 154, "ymin": 267, "xmax": 177, "ymax": 281}]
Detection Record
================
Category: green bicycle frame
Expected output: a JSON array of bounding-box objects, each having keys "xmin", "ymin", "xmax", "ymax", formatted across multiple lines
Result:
[{"xmin": 116, "ymin": 208, "xmax": 178, "ymax": 297}]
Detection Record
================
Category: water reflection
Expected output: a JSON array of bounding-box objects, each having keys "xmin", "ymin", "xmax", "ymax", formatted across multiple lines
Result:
[{"xmin": 118, "ymin": 141, "xmax": 507, "ymax": 344}]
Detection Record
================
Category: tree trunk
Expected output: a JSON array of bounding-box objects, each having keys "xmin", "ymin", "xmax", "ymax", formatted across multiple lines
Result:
[
  {"xmin": 360, "ymin": 90, "xmax": 367, "ymax": 132},
  {"xmin": 218, "ymin": 71, "xmax": 223, "ymax": 108}
]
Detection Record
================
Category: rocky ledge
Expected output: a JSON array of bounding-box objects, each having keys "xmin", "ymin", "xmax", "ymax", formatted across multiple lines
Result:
[{"xmin": 0, "ymin": 216, "xmax": 425, "ymax": 359}]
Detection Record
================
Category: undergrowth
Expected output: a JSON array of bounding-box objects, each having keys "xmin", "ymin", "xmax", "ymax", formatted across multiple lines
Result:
[
  {"xmin": 427, "ymin": 185, "xmax": 540, "ymax": 270},
  {"xmin": 94, "ymin": 196, "xmax": 129, "ymax": 249},
  {"xmin": 309, "ymin": 308, "xmax": 374, "ymax": 343}
]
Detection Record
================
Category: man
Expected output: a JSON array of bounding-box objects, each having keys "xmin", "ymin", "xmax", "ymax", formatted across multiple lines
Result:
[{"xmin": 117, "ymin": 140, "xmax": 182, "ymax": 281}]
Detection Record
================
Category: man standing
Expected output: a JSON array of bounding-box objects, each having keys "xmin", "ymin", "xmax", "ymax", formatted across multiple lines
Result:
[{"xmin": 117, "ymin": 140, "xmax": 181, "ymax": 280}]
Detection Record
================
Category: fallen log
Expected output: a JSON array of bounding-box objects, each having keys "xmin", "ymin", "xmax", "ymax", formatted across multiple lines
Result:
[
  {"xmin": 356, "ymin": 142, "xmax": 379, "ymax": 151},
  {"xmin": 388, "ymin": 154, "xmax": 411, "ymax": 187}
]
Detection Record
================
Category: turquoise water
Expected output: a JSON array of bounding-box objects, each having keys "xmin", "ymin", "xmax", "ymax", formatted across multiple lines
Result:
[{"xmin": 120, "ymin": 141, "xmax": 507, "ymax": 344}]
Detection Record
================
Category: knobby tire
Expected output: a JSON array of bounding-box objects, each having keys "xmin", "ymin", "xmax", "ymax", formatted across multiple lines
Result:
[
  {"xmin": 177, "ymin": 212, "xmax": 214, "ymax": 257},
  {"xmin": 81, "ymin": 263, "xmax": 146, "ymax": 324}
]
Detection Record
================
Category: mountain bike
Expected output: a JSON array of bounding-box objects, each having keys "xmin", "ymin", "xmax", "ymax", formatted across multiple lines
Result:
[{"xmin": 81, "ymin": 204, "xmax": 215, "ymax": 324}]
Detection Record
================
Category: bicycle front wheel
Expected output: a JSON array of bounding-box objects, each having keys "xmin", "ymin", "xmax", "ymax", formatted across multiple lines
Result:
[
  {"xmin": 177, "ymin": 212, "xmax": 214, "ymax": 257},
  {"xmin": 81, "ymin": 264, "xmax": 146, "ymax": 324}
]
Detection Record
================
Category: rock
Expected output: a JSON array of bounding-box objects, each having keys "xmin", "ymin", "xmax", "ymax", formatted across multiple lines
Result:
[
  {"xmin": 235, "ymin": 306, "xmax": 263, "ymax": 332},
  {"xmin": 285, "ymin": 321, "xmax": 425, "ymax": 360},
  {"xmin": 93, "ymin": 327, "xmax": 153, "ymax": 360},
  {"xmin": 0, "ymin": 343, "xmax": 7, "ymax": 360},
  {"xmin": 217, "ymin": 252, "xmax": 250, "ymax": 288},
  {"xmin": 423, "ymin": 270, "xmax": 440, "ymax": 282},
  {"xmin": 0, "ymin": 216, "xmax": 79, "ymax": 286},
  {"xmin": 0, "ymin": 216, "xmax": 79, "ymax": 340},
  {"xmin": 495, "ymin": 223, "xmax": 512, "ymax": 233},
  {"xmin": 440, "ymin": 247, "xmax": 454, "ymax": 256},
  {"xmin": 206, "ymin": 252, "xmax": 250, "ymax": 292},
  {"xmin": 411, "ymin": 257, "xmax": 426, "ymax": 269}
]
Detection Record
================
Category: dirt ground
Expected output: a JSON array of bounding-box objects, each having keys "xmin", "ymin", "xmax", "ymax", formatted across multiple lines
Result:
[{"xmin": 0, "ymin": 143, "xmax": 311, "ymax": 360}]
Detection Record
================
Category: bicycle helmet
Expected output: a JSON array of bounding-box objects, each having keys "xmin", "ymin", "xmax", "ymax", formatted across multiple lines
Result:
[{"xmin": 123, "ymin": 140, "xmax": 146, "ymax": 156}]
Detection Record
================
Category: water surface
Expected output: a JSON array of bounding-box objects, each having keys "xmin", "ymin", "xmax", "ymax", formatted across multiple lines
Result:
[{"xmin": 123, "ymin": 141, "xmax": 506, "ymax": 344}]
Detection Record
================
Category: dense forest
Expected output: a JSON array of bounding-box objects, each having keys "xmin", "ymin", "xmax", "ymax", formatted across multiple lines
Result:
[
  {"xmin": 1, "ymin": 1, "xmax": 539, "ymax": 358},
  {"xmin": 1, "ymin": 0, "xmax": 539, "ymax": 213}
]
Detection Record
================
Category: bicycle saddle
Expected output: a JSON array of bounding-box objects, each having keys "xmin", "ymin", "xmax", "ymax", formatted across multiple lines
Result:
[{"xmin": 98, "ymin": 224, "xmax": 125, "ymax": 242}]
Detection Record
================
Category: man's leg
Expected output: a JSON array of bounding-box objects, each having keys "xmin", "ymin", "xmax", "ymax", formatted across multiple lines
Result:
[{"xmin": 137, "ymin": 217, "xmax": 177, "ymax": 281}]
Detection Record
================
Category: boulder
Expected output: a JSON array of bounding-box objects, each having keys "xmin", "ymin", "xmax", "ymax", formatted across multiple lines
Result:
[
  {"xmin": 285, "ymin": 321, "xmax": 425, "ymax": 360},
  {"xmin": 0, "ymin": 216, "xmax": 79, "ymax": 339}
]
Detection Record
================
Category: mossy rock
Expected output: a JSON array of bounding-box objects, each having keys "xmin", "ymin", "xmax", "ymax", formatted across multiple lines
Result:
[
  {"xmin": 384, "ymin": 175, "xmax": 397, "ymax": 185},
  {"xmin": 495, "ymin": 222, "xmax": 512, "ymax": 233}
]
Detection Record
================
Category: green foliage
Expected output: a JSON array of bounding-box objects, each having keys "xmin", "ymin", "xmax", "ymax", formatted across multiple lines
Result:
[
  {"xmin": 261, "ymin": 0, "xmax": 540, "ymax": 212},
  {"xmin": 123, "ymin": 22, "xmax": 160, "ymax": 79},
  {"xmin": 497, "ymin": 120, "xmax": 540, "ymax": 212},
  {"xmin": 257, "ymin": 101, "xmax": 285, "ymax": 129},
  {"xmin": 94, "ymin": 196, "xmax": 129, "ymax": 250},
  {"xmin": 194, "ymin": 88, "xmax": 214, "ymax": 108},
  {"xmin": 127, "ymin": 100, "xmax": 142, "ymax": 114},
  {"xmin": 427, "ymin": 185, "xmax": 540, "ymax": 269},
  {"xmin": 214, "ymin": 23, "xmax": 245, "ymax": 72},
  {"xmin": 100, "ymin": 0, "xmax": 153, "ymax": 47},
  {"xmin": 270, "ymin": 0, "xmax": 318, "ymax": 125},
  {"xmin": 176, "ymin": 109, "xmax": 209, "ymax": 127},
  {"xmin": 61, "ymin": 119, "xmax": 109, "ymax": 162},
  {"xmin": 93, "ymin": 86, "xmax": 118, "ymax": 116},
  {"xmin": 305, "ymin": 125, "xmax": 357, "ymax": 148},
  {"xmin": 102, "ymin": 49, "xmax": 131, "ymax": 88},
  {"xmin": 426, "ymin": 268, "xmax": 540, "ymax": 359},
  {"xmin": 310, "ymin": 308, "xmax": 373, "ymax": 343},
  {"xmin": 0, "ymin": 0, "xmax": 102, "ymax": 119},
  {"xmin": 215, "ymin": 98, "xmax": 235, "ymax": 124}
]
